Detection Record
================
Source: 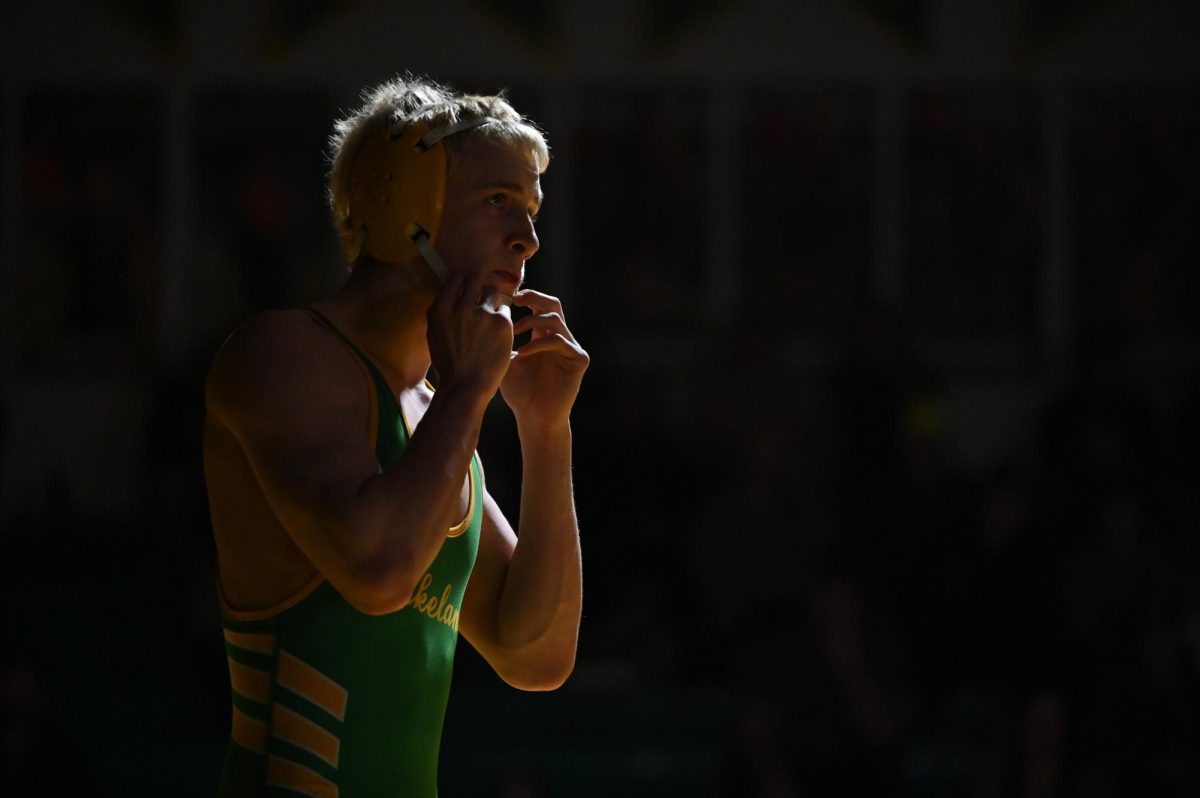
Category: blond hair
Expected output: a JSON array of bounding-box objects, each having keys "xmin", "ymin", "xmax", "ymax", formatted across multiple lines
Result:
[{"xmin": 327, "ymin": 74, "xmax": 549, "ymax": 261}]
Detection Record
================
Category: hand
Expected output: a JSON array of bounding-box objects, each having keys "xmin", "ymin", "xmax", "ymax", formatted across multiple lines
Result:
[
  {"xmin": 427, "ymin": 271, "xmax": 514, "ymax": 401},
  {"xmin": 500, "ymin": 289, "xmax": 589, "ymax": 430}
]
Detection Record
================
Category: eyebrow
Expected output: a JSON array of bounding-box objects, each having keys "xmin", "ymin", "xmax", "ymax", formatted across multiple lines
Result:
[{"xmin": 485, "ymin": 181, "xmax": 544, "ymax": 211}]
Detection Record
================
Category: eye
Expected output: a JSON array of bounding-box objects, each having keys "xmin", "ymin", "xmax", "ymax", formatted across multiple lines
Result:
[{"xmin": 487, "ymin": 193, "xmax": 506, "ymax": 207}]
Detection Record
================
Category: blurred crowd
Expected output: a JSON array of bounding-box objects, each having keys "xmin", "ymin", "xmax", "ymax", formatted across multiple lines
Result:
[
  {"xmin": 561, "ymin": 313, "xmax": 1200, "ymax": 797},
  {"xmin": 3, "ymin": 86, "xmax": 1198, "ymax": 795}
]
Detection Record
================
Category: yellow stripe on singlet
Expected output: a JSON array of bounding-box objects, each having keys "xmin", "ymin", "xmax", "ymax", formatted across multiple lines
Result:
[
  {"xmin": 272, "ymin": 704, "xmax": 341, "ymax": 769},
  {"xmin": 224, "ymin": 629, "xmax": 277, "ymax": 656},
  {"xmin": 267, "ymin": 755, "xmax": 339, "ymax": 798},
  {"xmin": 228, "ymin": 657, "xmax": 273, "ymax": 704},
  {"xmin": 230, "ymin": 705, "xmax": 267, "ymax": 753},
  {"xmin": 277, "ymin": 651, "xmax": 349, "ymax": 722}
]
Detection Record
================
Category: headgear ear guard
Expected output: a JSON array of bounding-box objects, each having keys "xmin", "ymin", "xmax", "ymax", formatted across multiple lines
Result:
[{"xmin": 345, "ymin": 114, "xmax": 496, "ymax": 281}]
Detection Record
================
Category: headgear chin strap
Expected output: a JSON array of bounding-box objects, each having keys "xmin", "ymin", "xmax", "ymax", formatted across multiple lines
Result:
[
  {"xmin": 345, "ymin": 113, "xmax": 496, "ymax": 280},
  {"xmin": 409, "ymin": 222, "xmax": 448, "ymax": 282}
]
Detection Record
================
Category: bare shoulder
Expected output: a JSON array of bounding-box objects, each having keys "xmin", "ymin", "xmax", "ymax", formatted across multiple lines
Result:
[
  {"xmin": 207, "ymin": 309, "xmax": 320, "ymax": 385},
  {"xmin": 205, "ymin": 309, "xmax": 361, "ymax": 429}
]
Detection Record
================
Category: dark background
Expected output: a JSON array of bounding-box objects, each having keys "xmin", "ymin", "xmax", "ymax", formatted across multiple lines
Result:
[{"xmin": 2, "ymin": 1, "xmax": 1199, "ymax": 795}]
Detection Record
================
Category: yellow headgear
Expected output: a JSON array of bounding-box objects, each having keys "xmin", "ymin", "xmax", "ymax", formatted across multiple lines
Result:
[{"xmin": 345, "ymin": 114, "xmax": 496, "ymax": 280}]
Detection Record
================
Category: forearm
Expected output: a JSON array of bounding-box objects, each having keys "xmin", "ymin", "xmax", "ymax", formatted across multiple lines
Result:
[
  {"xmin": 496, "ymin": 423, "xmax": 583, "ymax": 667},
  {"xmin": 346, "ymin": 384, "xmax": 490, "ymax": 595}
]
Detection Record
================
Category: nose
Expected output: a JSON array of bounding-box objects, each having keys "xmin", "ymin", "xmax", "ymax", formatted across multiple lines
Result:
[{"xmin": 508, "ymin": 213, "xmax": 539, "ymax": 261}]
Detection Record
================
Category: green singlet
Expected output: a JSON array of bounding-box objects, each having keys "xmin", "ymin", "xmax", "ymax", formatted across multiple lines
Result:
[{"xmin": 216, "ymin": 308, "xmax": 482, "ymax": 798}]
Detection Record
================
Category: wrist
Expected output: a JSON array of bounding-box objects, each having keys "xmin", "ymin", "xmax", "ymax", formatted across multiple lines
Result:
[
  {"xmin": 516, "ymin": 417, "xmax": 572, "ymax": 448},
  {"xmin": 433, "ymin": 379, "xmax": 496, "ymax": 418}
]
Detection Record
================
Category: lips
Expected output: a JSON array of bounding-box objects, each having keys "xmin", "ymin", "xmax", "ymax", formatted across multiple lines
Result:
[{"xmin": 491, "ymin": 269, "xmax": 521, "ymax": 293}]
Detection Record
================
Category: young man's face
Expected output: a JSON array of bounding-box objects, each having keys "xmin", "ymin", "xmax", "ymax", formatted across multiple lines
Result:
[{"xmin": 436, "ymin": 138, "xmax": 543, "ymax": 299}]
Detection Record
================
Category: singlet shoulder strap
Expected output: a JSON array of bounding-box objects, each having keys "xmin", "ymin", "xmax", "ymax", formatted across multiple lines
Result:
[
  {"xmin": 301, "ymin": 307, "xmax": 385, "ymax": 384},
  {"xmin": 301, "ymin": 307, "xmax": 400, "ymax": 447}
]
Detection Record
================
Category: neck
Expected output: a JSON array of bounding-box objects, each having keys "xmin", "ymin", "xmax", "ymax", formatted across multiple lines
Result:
[{"xmin": 315, "ymin": 257, "xmax": 439, "ymax": 390}]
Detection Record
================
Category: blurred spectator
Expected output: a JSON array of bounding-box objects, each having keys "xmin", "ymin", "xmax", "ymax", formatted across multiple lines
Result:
[{"xmin": 0, "ymin": 654, "xmax": 91, "ymax": 795}]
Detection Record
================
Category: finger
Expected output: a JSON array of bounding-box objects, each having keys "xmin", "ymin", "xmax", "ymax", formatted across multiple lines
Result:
[
  {"xmin": 512, "ymin": 311, "xmax": 570, "ymax": 340},
  {"xmin": 513, "ymin": 333, "xmax": 588, "ymax": 361},
  {"xmin": 511, "ymin": 289, "xmax": 564, "ymax": 318}
]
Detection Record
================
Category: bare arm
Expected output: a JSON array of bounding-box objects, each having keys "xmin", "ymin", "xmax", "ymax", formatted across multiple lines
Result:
[
  {"xmin": 459, "ymin": 289, "xmax": 587, "ymax": 689},
  {"xmin": 207, "ymin": 273, "xmax": 512, "ymax": 615}
]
